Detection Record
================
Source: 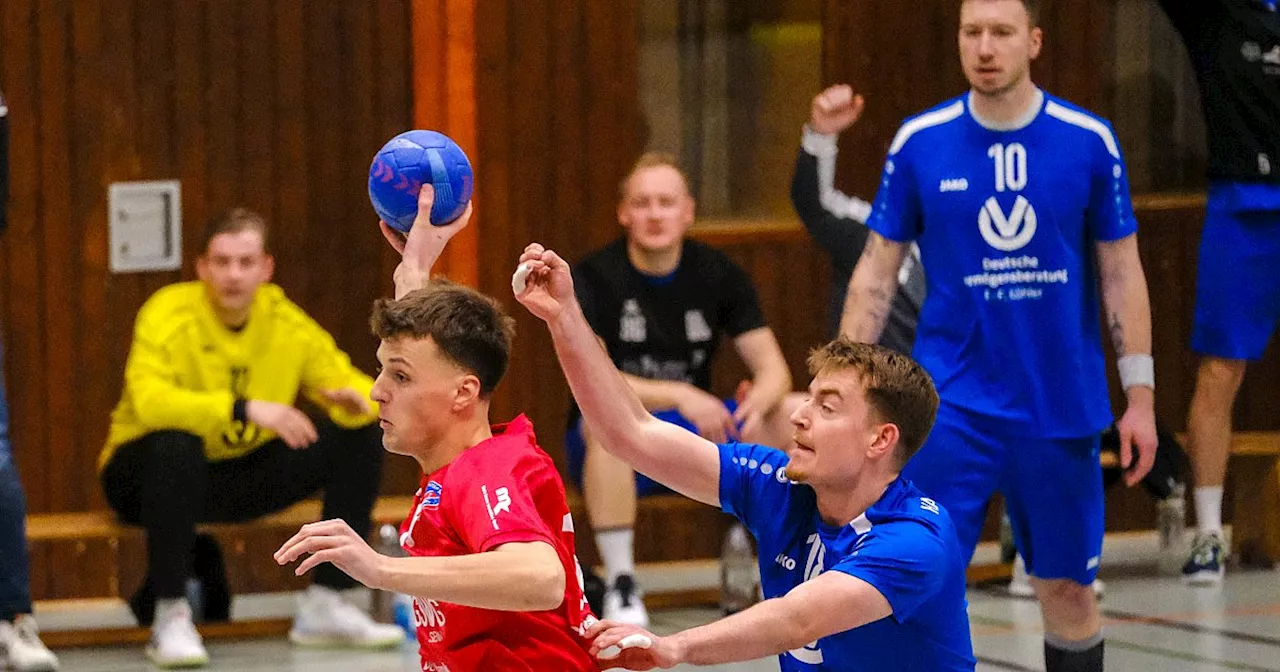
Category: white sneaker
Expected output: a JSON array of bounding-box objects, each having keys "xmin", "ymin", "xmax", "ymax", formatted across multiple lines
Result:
[
  {"xmin": 1008, "ymin": 556, "xmax": 1035, "ymax": 598},
  {"xmin": 0, "ymin": 615, "xmax": 59, "ymax": 671},
  {"xmin": 289, "ymin": 586, "xmax": 404, "ymax": 649},
  {"xmin": 145, "ymin": 600, "xmax": 209, "ymax": 669},
  {"xmin": 601, "ymin": 575, "xmax": 648, "ymax": 627}
]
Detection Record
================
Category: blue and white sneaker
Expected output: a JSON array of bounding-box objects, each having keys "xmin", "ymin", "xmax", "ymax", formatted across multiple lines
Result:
[{"xmin": 1181, "ymin": 532, "xmax": 1225, "ymax": 586}]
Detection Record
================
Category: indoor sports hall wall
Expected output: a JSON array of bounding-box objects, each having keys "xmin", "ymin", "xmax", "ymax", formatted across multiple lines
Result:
[{"xmin": 0, "ymin": 0, "xmax": 1275, "ymax": 599}]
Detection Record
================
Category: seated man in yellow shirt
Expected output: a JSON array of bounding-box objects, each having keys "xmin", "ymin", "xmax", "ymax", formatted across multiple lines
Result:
[{"xmin": 99, "ymin": 208, "xmax": 402, "ymax": 668}]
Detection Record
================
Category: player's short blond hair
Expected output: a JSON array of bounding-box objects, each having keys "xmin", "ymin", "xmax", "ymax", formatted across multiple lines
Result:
[
  {"xmin": 807, "ymin": 338, "xmax": 939, "ymax": 469},
  {"xmin": 618, "ymin": 151, "xmax": 693, "ymax": 202}
]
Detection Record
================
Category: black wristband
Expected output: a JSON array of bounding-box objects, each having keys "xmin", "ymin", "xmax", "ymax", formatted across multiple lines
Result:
[{"xmin": 233, "ymin": 398, "xmax": 248, "ymax": 424}]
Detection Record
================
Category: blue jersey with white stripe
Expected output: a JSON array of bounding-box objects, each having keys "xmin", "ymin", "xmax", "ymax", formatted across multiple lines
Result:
[
  {"xmin": 719, "ymin": 442, "xmax": 975, "ymax": 672},
  {"xmin": 867, "ymin": 91, "xmax": 1137, "ymax": 437}
]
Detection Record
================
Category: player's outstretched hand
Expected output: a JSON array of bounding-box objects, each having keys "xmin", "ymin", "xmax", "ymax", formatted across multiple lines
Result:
[
  {"xmin": 1116, "ymin": 390, "xmax": 1158, "ymax": 486},
  {"xmin": 274, "ymin": 519, "xmax": 386, "ymax": 588},
  {"xmin": 587, "ymin": 620, "xmax": 678, "ymax": 670},
  {"xmin": 809, "ymin": 84, "xmax": 865, "ymax": 136},
  {"xmin": 245, "ymin": 400, "xmax": 318, "ymax": 449},
  {"xmin": 318, "ymin": 387, "xmax": 373, "ymax": 416},
  {"xmin": 513, "ymin": 243, "xmax": 577, "ymax": 322},
  {"xmin": 379, "ymin": 184, "xmax": 474, "ymax": 298}
]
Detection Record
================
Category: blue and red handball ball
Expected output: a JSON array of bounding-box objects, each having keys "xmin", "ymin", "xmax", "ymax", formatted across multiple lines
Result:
[{"xmin": 368, "ymin": 130, "xmax": 474, "ymax": 233}]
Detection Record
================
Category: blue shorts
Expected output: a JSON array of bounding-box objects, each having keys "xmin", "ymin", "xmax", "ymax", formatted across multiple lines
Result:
[
  {"xmin": 901, "ymin": 404, "xmax": 1104, "ymax": 585},
  {"xmin": 566, "ymin": 399, "xmax": 738, "ymax": 497},
  {"xmin": 1192, "ymin": 185, "xmax": 1280, "ymax": 360}
]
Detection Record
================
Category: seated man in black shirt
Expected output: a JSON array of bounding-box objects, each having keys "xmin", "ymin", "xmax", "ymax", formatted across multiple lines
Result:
[{"xmin": 569, "ymin": 153, "xmax": 795, "ymax": 627}]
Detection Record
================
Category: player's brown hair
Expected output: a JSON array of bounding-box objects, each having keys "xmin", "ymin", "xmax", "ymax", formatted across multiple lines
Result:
[
  {"xmin": 807, "ymin": 338, "xmax": 939, "ymax": 469},
  {"xmin": 203, "ymin": 207, "xmax": 269, "ymax": 253},
  {"xmin": 370, "ymin": 280, "xmax": 516, "ymax": 397},
  {"xmin": 617, "ymin": 151, "xmax": 693, "ymax": 202}
]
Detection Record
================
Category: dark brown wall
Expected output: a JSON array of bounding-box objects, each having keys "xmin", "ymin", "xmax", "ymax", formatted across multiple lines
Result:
[
  {"xmin": 471, "ymin": 0, "xmax": 645, "ymax": 463},
  {"xmin": 0, "ymin": 0, "xmax": 417, "ymax": 515},
  {"xmin": 0, "ymin": 0, "xmax": 654, "ymax": 513}
]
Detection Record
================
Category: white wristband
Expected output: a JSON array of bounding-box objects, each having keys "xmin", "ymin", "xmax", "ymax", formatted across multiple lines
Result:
[
  {"xmin": 801, "ymin": 125, "xmax": 839, "ymax": 158},
  {"xmin": 1117, "ymin": 354, "xmax": 1154, "ymax": 390}
]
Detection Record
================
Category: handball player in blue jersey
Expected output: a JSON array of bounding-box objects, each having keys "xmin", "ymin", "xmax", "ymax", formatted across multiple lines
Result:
[
  {"xmin": 839, "ymin": 1, "xmax": 1158, "ymax": 670},
  {"xmin": 515, "ymin": 244, "xmax": 975, "ymax": 671}
]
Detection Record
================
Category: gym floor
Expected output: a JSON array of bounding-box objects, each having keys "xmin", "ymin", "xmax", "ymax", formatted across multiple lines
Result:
[{"xmin": 38, "ymin": 533, "xmax": 1280, "ymax": 671}]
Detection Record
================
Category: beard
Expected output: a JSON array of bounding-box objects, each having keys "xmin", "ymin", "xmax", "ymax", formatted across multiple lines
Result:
[{"xmin": 969, "ymin": 66, "xmax": 1028, "ymax": 98}]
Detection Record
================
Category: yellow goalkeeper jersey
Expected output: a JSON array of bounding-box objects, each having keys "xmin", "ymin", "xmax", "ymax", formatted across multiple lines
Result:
[{"xmin": 101, "ymin": 281, "xmax": 378, "ymax": 468}]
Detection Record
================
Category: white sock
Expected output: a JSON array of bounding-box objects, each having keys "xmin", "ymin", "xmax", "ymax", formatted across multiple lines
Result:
[
  {"xmin": 1194, "ymin": 486, "xmax": 1224, "ymax": 535},
  {"xmin": 155, "ymin": 597, "xmax": 189, "ymax": 621},
  {"xmin": 596, "ymin": 528, "xmax": 636, "ymax": 584}
]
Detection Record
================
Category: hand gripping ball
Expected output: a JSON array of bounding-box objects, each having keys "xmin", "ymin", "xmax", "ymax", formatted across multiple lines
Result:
[{"xmin": 368, "ymin": 130, "xmax": 473, "ymax": 232}]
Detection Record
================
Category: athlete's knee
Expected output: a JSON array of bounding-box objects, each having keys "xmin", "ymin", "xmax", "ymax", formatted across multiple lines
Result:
[
  {"xmin": 1033, "ymin": 577, "xmax": 1096, "ymax": 618},
  {"xmin": 139, "ymin": 431, "xmax": 205, "ymax": 474},
  {"xmin": 1197, "ymin": 357, "xmax": 1247, "ymax": 394}
]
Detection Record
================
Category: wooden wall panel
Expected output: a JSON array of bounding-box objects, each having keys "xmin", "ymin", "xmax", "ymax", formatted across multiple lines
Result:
[
  {"xmin": 474, "ymin": 0, "xmax": 645, "ymax": 469},
  {"xmin": 0, "ymin": 0, "xmax": 417, "ymax": 516},
  {"xmin": 2, "ymin": 0, "xmax": 51, "ymax": 515}
]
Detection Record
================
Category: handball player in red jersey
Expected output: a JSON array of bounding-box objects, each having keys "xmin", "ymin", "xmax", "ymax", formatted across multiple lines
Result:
[{"xmin": 276, "ymin": 187, "xmax": 599, "ymax": 672}]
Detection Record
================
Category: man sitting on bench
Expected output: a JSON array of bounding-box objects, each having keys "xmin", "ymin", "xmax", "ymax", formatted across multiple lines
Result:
[
  {"xmin": 567, "ymin": 153, "xmax": 797, "ymax": 626},
  {"xmin": 98, "ymin": 208, "xmax": 402, "ymax": 668}
]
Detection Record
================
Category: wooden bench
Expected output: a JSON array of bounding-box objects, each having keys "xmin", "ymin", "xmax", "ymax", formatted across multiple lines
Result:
[
  {"xmin": 26, "ymin": 497, "xmax": 417, "ymax": 602},
  {"xmin": 26, "ymin": 497, "xmax": 416, "ymax": 647},
  {"xmin": 1223, "ymin": 432, "xmax": 1280, "ymax": 566},
  {"xmin": 28, "ymin": 490, "xmax": 733, "ymax": 645}
]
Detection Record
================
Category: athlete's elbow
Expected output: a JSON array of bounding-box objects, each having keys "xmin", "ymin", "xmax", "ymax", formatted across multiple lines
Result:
[
  {"xmin": 771, "ymin": 598, "xmax": 824, "ymax": 651},
  {"xmin": 593, "ymin": 416, "xmax": 651, "ymax": 460},
  {"xmin": 523, "ymin": 564, "xmax": 566, "ymax": 612}
]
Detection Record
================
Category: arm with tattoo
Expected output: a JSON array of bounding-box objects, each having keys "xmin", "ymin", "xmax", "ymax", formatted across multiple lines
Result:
[
  {"xmin": 1097, "ymin": 234, "xmax": 1158, "ymax": 484},
  {"xmin": 839, "ymin": 232, "xmax": 908, "ymax": 343},
  {"xmin": 1097, "ymin": 236, "xmax": 1151, "ymax": 364}
]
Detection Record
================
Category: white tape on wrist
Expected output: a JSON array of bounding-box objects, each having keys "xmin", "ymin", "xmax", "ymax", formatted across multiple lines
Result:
[
  {"xmin": 1117, "ymin": 354, "xmax": 1154, "ymax": 390},
  {"xmin": 511, "ymin": 262, "xmax": 533, "ymax": 296},
  {"xmin": 597, "ymin": 633, "xmax": 654, "ymax": 661}
]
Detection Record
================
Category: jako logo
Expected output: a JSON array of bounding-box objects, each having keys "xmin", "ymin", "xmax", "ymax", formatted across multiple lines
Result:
[
  {"xmin": 775, "ymin": 554, "xmax": 797, "ymax": 571},
  {"xmin": 978, "ymin": 195, "xmax": 1037, "ymax": 251},
  {"xmin": 939, "ymin": 178, "xmax": 969, "ymax": 192}
]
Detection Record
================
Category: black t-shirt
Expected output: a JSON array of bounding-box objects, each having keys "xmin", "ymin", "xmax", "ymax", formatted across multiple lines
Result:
[
  {"xmin": 1159, "ymin": 0, "xmax": 1280, "ymax": 183},
  {"xmin": 572, "ymin": 238, "xmax": 767, "ymax": 397}
]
